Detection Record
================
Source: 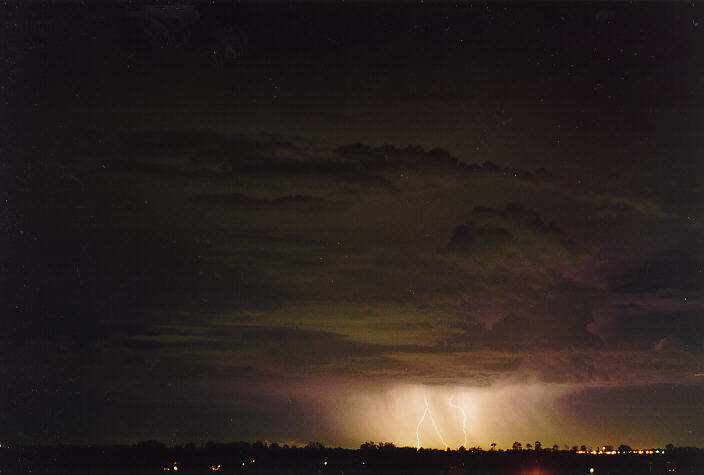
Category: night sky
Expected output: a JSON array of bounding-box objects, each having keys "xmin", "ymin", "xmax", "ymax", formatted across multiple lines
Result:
[{"xmin": 2, "ymin": 2, "xmax": 704, "ymax": 449}]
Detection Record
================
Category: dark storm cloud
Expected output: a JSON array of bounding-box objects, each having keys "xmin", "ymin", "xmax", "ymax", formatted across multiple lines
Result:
[
  {"xmin": 128, "ymin": 323, "xmax": 419, "ymax": 371},
  {"xmin": 4, "ymin": 120, "xmax": 696, "ymax": 441},
  {"xmin": 335, "ymin": 143, "xmax": 544, "ymax": 184},
  {"xmin": 444, "ymin": 202, "xmax": 581, "ymax": 271},
  {"xmin": 105, "ymin": 131, "xmax": 394, "ymax": 189},
  {"xmin": 103, "ymin": 132, "xmax": 560, "ymax": 192}
]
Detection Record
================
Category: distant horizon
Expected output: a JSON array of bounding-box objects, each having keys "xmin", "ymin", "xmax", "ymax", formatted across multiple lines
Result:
[
  {"xmin": 4, "ymin": 437, "xmax": 701, "ymax": 453},
  {"xmin": 5, "ymin": 441, "xmax": 701, "ymax": 452}
]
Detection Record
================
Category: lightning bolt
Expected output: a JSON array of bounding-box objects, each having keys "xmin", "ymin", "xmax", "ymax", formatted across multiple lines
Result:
[
  {"xmin": 415, "ymin": 402, "xmax": 428, "ymax": 450},
  {"xmin": 448, "ymin": 395, "xmax": 468, "ymax": 449},
  {"xmin": 416, "ymin": 394, "xmax": 448, "ymax": 450}
]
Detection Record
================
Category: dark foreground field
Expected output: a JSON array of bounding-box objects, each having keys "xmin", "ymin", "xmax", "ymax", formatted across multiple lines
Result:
[{"xmin": 2, "ymin": 443, "xmax": 703, "ymax": 475}]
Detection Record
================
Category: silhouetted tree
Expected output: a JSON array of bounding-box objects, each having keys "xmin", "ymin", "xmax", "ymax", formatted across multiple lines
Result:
[
  {"xmin": 360, "ymin": 441, "xmax": 394, "ymax": 451},
  {"xmin": 512, "ymin": 441, "xmax": 522, "ymax": 451},
  {"xmin": 490, "ymin": 442, "xmax": 497, "ymax": 451},
  {"xmin": 618, "ymin": 444, "xmax": 632, "ymax": 453},
  {"xmin": 526, "ymin": 443, "xmax": 533, "ymax": 451},
  {"xmin": 253, "ymin": 440, "xmax": 265, "ymax": 450},
  {"xmin": 552, "ymin": 444, "xmax": 559, "ymax": 452},
  {"xmin": 534, "ymin": 441, "xmax": 542, "ymax": 451}
]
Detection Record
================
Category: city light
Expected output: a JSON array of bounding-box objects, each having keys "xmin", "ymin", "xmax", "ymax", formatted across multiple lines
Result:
[{"xmin": 576, "ymin": 448, "xmax": 665, "ymax": 456}]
